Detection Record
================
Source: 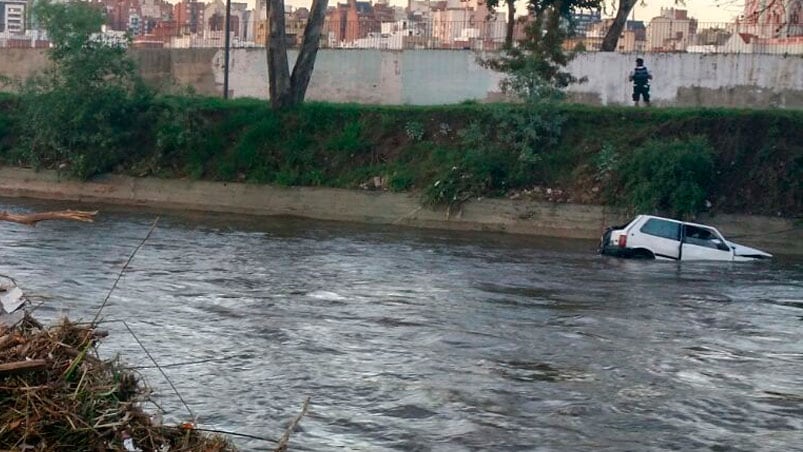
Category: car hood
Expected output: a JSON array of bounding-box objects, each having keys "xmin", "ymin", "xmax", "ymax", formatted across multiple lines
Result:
[{"xmin": 728, "ymin": 241, "xmax": 773, "ymax": 259}]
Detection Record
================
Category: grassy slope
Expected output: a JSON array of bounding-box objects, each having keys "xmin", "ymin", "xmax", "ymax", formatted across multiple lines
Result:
[{"xmin": 1, "ymin": 96, "xmax": 800, "ymax": 217}]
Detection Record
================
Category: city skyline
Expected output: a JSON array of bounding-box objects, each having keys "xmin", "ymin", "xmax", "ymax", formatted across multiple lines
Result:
[
  {"xmin": 156, "ymin": 0, "xmax": 746, "ymax": 23},
  {"xmin": 624, "ymin": 0, "xmax": 745, "ymax": 23}
]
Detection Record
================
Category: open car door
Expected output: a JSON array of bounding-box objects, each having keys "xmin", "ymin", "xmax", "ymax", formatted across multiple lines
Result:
[{"xmin": 681, "ymin": 224, "xmax": 734, "ymax": 261}]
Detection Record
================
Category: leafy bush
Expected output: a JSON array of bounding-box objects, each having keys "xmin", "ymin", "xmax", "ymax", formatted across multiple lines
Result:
[
  {"xmin": 482, "ymin": 7, "xmax": 582, "ymax": 102},
  {"xmin": 594, "ymin": 143, "xmax": 618, "ymax": 183},
  {"xmin": 151, "ymin": 102, "xmax": 217, "ymax": 178},
  {"xmin": 0, "ymin": 112, "xmax": 10, "ymax": 152},
  {"xmin": 421, "ymin": 105, "xmax": 565, "ymax": 209},
  {"xmin": 13, "ymin": 0, "xmax": 151, "ymax": 179},
  {"xmin": 615, "ymin": 137, "xmax": 715, "ymax": 219}
]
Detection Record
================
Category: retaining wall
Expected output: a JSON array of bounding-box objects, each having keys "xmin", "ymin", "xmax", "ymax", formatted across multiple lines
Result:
[{"xmin": 0, "ymin": 168, "xmax": 799, "ymax": 256}]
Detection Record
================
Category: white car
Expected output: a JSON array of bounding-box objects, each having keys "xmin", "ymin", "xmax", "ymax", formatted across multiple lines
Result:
[{"xmin": 599, "ymin": 215, "xmax": 772, "ymax": 261}]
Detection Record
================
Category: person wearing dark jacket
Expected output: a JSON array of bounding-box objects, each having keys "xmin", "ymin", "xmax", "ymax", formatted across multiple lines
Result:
[{"xmin": 628, "ymin": 57, "xmax": 653, "ymax": 106}]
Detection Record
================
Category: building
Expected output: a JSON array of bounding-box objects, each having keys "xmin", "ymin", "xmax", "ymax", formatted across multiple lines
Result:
[
  {"xmin": 431, "ymin": 0, "xmax": 501, "ymax": 48},
  {"xmin": 727, "ymin": 0, "xmax": 803, "ymax": 53},
  {"xmin": 129, "ymin": 11, "xmax": 142, "ymax": 35},
  {"xmin": 255, "ymin": 5, "xmax": 313, "ymax": 47},
  {"xmin": 432, "ymin": 7, "xmax": 471, "ymax": 46},
  {"xmin": 571, "ymin": 8, "xmax": 601, "ymax": 37},
  {"xmin": 284, "ymin": 6, "xmax": 309, "ymax": 46},
  {"xmin": 325, "ymin": 0, "xmax": 380, "ymax": 45},
  {"xmin": 174, "ymin": 0, "xmax": 205, "ymax": 35},
  {"xmin": 646, "ymin": 8, "xmax": 697, "ymax": 52},
  {"xmin": 103, "ymin": 0, "xmax": 136, "ymax": 32},
  {"xmin": 739, "ymin": 0, "xmax": 802, "ymax": 40},
  {"xmin": 147, "ymin": 19, "xmax": 178, "ymax": 44},
  {"xmin": 204, "ymin": 0, "xmax": 248, "ymax": 43},
  {"xmin": 0, "ymin": 0, "xmax": 26, "ymax": 34},
  {"xmin": 740, "ymin": 0, "xmax": 803, "ymax": 38},
  {"xmin": 575, "ymin": 19, "xmax": 645, "ymax": 52}
]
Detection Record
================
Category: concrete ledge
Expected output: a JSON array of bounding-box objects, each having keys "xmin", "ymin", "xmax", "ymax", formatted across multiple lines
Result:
[{"xmin": 0, "ymin": 167, "xmax": 800, "ymax": 256}]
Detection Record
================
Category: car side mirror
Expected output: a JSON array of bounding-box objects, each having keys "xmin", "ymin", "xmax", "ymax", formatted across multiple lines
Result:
[{"xmin": 712, "ymin": 239, "xmax": 730, "ymax": 251}]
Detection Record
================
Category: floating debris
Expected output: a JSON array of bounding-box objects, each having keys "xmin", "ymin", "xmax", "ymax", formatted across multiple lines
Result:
[{"xmin": 0, "ymin": 314, "xmax": 235, "ymax": 451}]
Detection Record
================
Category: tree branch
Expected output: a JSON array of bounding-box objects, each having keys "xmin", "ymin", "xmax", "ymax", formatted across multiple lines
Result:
[{"xmin": 0, "ymin": 210, "xmax": 97, "ymax": 226}]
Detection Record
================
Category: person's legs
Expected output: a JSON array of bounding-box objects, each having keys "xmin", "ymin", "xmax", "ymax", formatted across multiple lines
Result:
[
  {"xmin": 632, "ymin": 87, "xmax": 640, "ymax": 106},
  {"xmin": 643, "ymin": 87, "xmax": 651, "ymax": 106}
]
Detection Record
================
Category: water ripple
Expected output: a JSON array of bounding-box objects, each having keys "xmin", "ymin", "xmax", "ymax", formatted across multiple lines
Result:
[{"xmin": 1, "ymin": 198, "xmax": 801, "ymax": 451}]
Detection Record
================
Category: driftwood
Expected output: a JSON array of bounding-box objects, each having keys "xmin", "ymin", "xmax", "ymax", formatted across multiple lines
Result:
[
  {"xmin": 0, "ymin": 210, "xmax": 97, "ymax": 226},
  {"xmin": 0, "ymin": 333, "xmax": 21, "ymax": 351},
  {"xmin": 0, "ymin": 358, "xmax": 48, "ymax": 376},
  {"xmin": 274, "ymin": 397, "xmax": 310, "ymax": 452},
  {"xmin": 1, "ymin": 315, "xmax": 236, "ymax": 451}
]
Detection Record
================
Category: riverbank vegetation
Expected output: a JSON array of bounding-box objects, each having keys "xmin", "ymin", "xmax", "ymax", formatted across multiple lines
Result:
[
  {"xmin": 0, "ymin": 95, "xmax": 800, "ymax": 219},
  {"xmin": 1, "ymin": 0, "xmax": 799, "ymax": 220}
]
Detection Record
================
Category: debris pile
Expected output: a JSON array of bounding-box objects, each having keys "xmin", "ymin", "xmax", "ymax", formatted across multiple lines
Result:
[{"xmin": 0, "ymin": 314, "xmax": 235, "ymax": 451}]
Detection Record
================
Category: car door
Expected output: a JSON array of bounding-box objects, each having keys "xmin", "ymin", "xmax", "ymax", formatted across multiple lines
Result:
[
  {"xmin": 635, "ymin": 218, "xmax": 682, "ymax": 260},
  {"xmin": 681, "ymin": 224, "xmax": 734, "ymax": 261}
]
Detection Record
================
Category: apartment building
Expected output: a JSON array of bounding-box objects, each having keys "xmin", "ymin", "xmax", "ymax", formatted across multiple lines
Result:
[
  {"xmin": 1, "ymin": 0, "xmax": 26, "ymax": 34},
  {"xmin": 646, "ymin": 8, "xmax": 697, "ymax": 52},
  {"xmin": 174, "ymin": 0, "xmax": 205, "ymax": 35}
]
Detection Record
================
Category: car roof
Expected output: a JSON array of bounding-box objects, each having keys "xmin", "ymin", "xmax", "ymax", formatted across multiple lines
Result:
[{"xmin": 638, "ymin": 215, "xmax": 720, "ymax": 231}]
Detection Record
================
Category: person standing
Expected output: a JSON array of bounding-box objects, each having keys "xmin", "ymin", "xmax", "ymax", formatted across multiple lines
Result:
[{"xmin": 629, "ymin": 57, "xmax": 653, "ymax": 106}]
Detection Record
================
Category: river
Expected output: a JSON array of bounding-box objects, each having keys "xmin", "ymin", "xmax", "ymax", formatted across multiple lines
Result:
[{"xmin": 1, "ymin": 198, "xmax": 802, "ymax": 451}]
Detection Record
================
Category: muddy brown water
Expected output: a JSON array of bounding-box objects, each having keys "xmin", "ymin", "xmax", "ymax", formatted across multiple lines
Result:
[{"xmin": 1, "ymin": 198, "xmax": 802, "ymax": 451}]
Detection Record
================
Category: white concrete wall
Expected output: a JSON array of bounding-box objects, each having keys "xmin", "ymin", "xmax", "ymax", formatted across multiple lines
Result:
[
  {"xmin": 568, "ymin": 53, "xmax": 803, "ymax": 107},
  {"xmin": 223, "ymin": 49, "xmax": 498, "ymax": 104},
  {"xmin": 215, "ymin": 49, "xmax": 803, "ymax": 108},
  {"xmin": 2, "ymin": 48, "xmax": 801, "ymax": 108},
  {"xmin": 224, "ymin": 49, "xmax": 406, "ymax": 104}
]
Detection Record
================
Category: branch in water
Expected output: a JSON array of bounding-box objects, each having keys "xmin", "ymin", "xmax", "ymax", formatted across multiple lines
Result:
[{"xmin": 0, "ymin": 210, "xmax": 98, "ymax": 226}]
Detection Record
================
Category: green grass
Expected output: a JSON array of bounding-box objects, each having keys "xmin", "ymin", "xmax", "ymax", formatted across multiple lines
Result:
[{"xmin": 0, "ymin": 96, "xmax": 800, "ymax": 217}]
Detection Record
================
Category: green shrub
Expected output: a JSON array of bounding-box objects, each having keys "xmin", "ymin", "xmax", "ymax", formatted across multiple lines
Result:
[
  {"xmin": 327, "ymin": 120, "xmax": 368, "ymax": 154},
  {"xmin": 0, "ymin": 112, "xmax": 10, "ymax": 153},
  {"xmin": 421, "ymin": 105, "xmax": 565, "ymax": 210},
  {"xmin": 386, "ymin": 167, "xmax": 416, "ymax": 191},
  {"xmin": 13, "ymin": 0, "xmax": 152, "ymax": 179},
  {"xmin": 616, "ymin": 137, "xmax": 715, "ymax": 219}
]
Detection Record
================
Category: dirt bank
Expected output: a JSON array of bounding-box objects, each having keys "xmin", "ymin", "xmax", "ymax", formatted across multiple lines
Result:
[{"xmin": 0, "ymin": 168, "xmax": 800, "ymax": 256}]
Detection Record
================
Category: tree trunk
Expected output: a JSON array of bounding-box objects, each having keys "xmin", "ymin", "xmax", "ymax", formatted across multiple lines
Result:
[
  {"xmin": 290, "ymin": 0, "xmax": 329, "ymax": 105},
  {"xmin": 600, "ymin": 0, "xmax": 637, "ymax": 52},
  {"xmin": 505, "ymin": 0, "xmax": 515, "ymax": 49},
  {"xmin": 267, "ymin": 0, "xmax": 292, "ymax": 109}
]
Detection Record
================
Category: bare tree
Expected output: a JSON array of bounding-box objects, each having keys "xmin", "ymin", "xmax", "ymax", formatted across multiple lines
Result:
[
  {"xmin": 505, "ymin": 0, "xmax": 516, "ymax": 48},
  {"xmin": 600, "ymin": 0, "xmax": 638, "ymax": 51},
  {"xmin": 486, "ymin": 0, "xmax": 517, "ymax": 48},
  {"xmin": 266, "ymin": 0, "xmax": 329, "ymax": 110}
]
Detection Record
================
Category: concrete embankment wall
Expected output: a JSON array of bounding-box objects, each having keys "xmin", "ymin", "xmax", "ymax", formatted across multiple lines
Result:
[
  {"xmin": 2, "ymin": 48, "xmax": 802, "ymax": 108},
  {"xmin": 0, "ymin": 168, "xmax": 800, "ymax": 256}
]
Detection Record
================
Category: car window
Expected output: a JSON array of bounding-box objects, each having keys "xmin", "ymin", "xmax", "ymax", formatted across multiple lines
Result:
[
  {"xmin": 684, "ymin": 225, "xmax": 730, "ymax": 251},
  {"xmin": 640, "ymin": 218, "xmax": 680, "ymax": 241}
]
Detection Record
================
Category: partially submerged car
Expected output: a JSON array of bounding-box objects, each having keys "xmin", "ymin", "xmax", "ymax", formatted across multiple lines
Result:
[{"xmin": 599, "ymin": 215, "xmax": 772, "ymax": 261}]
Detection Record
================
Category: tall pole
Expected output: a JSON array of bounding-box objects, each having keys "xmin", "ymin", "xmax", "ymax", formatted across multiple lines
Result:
[{"xmin": 224, "ymin": 0, "xmax": 232, "ymax": 98}]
